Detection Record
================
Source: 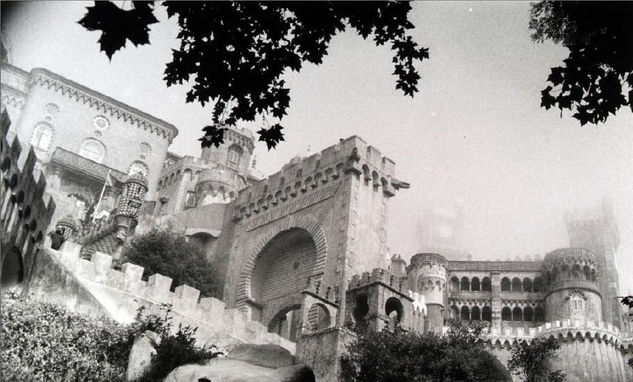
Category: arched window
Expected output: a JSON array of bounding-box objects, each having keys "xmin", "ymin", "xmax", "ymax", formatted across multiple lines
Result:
[
  {"xmin": 533, "ymin": 277, "xmax": 543, "ymax": 292},
  {"xmin": 482, "ymin": 277, "xmax": 492, "ymax": 292},
  {"xmin": 570, "ymin": 294, "xmax": 584, "ymax": 312},
  {"xmin": 128, "ymin": 161, "xmax": 149, "ymax": 177},
  {"xmin": 471, "ymin": 277, "xmax": 480, "ymax": 291},
  {"xmin": 523, "ymin": 278, "xmax": 533, "ymax": 292},
  {"xmin": 79, "ymin": 139, "xmax": 106, "ymax": 163},
  {"xmin": 227, "ymin": 144, "xmax": 243, "ymax": 169},
  {"xmin": 524, "ymin": 306, "xmax": 534, "ymax": 322},
  {"xmin": 471, "ymin": 306, "xmax": 481, "ymax": 321},
  {"xmin": 450, "ymin": 276, "xmax": 459, "ymax": 292},
  {"xmin": 512, "ymin": 277, "xmax": 522, "ymax": 292},
  {"xmin": 501, "ymin": 277, "xmax": 511, "ymax": 292},
  {"xmin": 482, "ymin": 306, "xmax": 492, "ymax": 321},
  {"xmin": 450, "ymin": 305, "xmax": 459, "ymax": 319},
  {"xmin": 502, "ymin": 307, "xmax": 512, "ymax": 321},
  {"xmin": 31, "ymin": 123, "xmax": 53, "ymax": 151},
  {"xmin": 534, "ymin": 306, "xmax": 545, "ymax": 322},
  {"xmin": 513, "ymin": 307, "xmax": 523, "ymax": 321},
  {"xmin": 460, "ymin": 277, "xmax": 470, "ymax": 291},
  {"xmin": 460, "ymin": 306, "xmax": 470, "ymax": 320},
  {"xmin": 385, "ymin": 297, "xmax": 403, "ymax": 330}
]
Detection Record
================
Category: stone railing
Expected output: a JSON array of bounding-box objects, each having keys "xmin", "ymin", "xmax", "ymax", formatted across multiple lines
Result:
[{"xmin": 51, "ymin": 241, "xmax": 296, "ymax": 353}]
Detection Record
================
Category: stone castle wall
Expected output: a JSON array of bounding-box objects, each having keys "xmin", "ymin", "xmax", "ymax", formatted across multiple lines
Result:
[
  {"xmin": 26, "ymin": 241, "xmax": 296, "ymax": 354},
  {"xmin": 221, "ymin": 136, "xmax": 406, "ymax": 328}
]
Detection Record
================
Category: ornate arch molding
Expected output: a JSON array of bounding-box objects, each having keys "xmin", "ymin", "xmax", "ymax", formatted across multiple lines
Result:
[{"xmin": 237, "ymin": 214, "xmax": 328, "ymax": 307}]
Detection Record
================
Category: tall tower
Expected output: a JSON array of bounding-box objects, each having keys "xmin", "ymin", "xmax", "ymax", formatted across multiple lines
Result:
[
  {"xmin": 564, "ymin": 200, "xmax": 622, "ymax": 328},
  {"xmin": 408, "ymin": 253, "xmax": 447, "ymax": 332}
]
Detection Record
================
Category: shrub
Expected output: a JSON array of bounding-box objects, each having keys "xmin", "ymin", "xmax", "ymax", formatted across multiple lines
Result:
[
  {"xmin": 342, "ymin": 320, "xmax": 511, "ymax": 382},
  {"xmin": 1, "ymin": 294, "xmax": 222, "ymax": 382},
  {"xmin": 1, "ymin": 292, "xmax": 130, "ymax": 381},
  {"xmin": 134, "ymin": 305, "xmax": 224, "ymax": 381},
  {"xmin": 122, "ymin": 229, "xmax": 220, "ymax": 298}
]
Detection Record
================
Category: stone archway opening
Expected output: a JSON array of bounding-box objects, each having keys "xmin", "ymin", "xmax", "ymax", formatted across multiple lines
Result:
[
  {"xmin": 307, "ymin": 303, "xmax": 331, "ymax": 331},
  {"xmin": 385, "ymin": 297, "xmax": 403, "ymax": 330},
  {"xmin": 250, "ymin": 228, "xmax": 317, "ymax": 326},
  {"xmin": 1, "ymin": 246, "xmax": 23, "ymax": 288},
  {"xmin": 268, "ymin": 304, "xmax": 302, "ymax": 342}
]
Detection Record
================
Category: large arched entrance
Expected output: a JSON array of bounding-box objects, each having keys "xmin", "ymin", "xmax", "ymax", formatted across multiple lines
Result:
[
  {"xmin": 250, "ymin": 228, "xmax": 317, "ymax": 341},
  {"xmin": 1, "ymin": 246, "xmax": 23, "ymax": 288}
]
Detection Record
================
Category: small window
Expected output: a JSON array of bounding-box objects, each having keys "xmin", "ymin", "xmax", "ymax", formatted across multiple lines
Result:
[
  {"xmin": 227, "ymin": 144, "xmax": 243, "ymax": 169},
  {"xmin": 94, "ymin": 115, "xmax": 110, "ymax": 130},
  {"xmin": 79, "ymin": 139, "xmax": 106, "ymax": 163},
  {"xmin": 31, "ymin": 123, "xmax": 53, "ymax": 151},
  {"xmin": 185, "ymin": 192, "xmax": 196, "ymax": 208},
  {"xmin": 570, "ymin": 294, "xmax": 584, "ymax": 312}
]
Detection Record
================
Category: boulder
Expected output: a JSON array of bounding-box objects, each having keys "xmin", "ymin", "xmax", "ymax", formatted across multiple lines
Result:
[
  {"xmin": 225, "ymin": 343, "xmax": 295, "ymax": 369},
  {"xmin": 164, "ymin": 358, "xmax": 314, "ymax": 382},
  {"xmin": 126, "ymin": 330, "xmax": 161, "ymax": 381}
]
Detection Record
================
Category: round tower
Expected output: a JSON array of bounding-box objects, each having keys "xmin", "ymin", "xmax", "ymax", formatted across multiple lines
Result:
[
  {"xmin": 194, "ymin": 167, "xmax": 242, "ymax": 205},
  {"xmin": 408, "ymin": 253, "xmax": 447, "ymax": 332},
  {"xmin": 542, "ymin": 248, "xmax": 601, "ymax": 322},
  {"xmin": 199, "ymin": 125, "xmax": 255, "ymax": 178}
]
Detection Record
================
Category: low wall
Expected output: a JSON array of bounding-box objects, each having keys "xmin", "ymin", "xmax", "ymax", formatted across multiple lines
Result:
[{"xmin": 26, "ymin": 242, "xmax": 296, "ymax": 354}]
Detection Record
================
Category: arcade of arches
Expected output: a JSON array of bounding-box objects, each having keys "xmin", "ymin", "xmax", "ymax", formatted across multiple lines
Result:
[{"xmin": 250, "ymin": 228, "xmax": 317, "ymax": 342}]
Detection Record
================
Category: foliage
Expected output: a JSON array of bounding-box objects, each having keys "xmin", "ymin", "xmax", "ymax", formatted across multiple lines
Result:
[
  {"xmin": 1, "ymin": 293, "xmax": 223, "ymax": 382},
  {"xmin": 135, "ymin": 304, "xmax": 224, "ymax": 382},
  {"xmin": 0, "ymin": 292, "xmax": 130, "ymax": 381},
  {"xmin": 529, "ymin": 1, "xmax": 633, "ymax": 125},
  {"xmin": 507, "ymin": 337, "xmax": 566, "ymax": 382},
  {"xmin": 78, "ymin": 1, "xmax": 429, "ymax": 149},
  {"xmin": 123, "ymin": 229, "xmax": 220, "ymax": 298},
  {"xmin": 342, "ymin": 319, "xmax": 510, "ymax": 382}
]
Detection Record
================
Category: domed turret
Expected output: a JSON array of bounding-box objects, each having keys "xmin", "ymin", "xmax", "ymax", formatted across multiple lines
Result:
[
  {"xmin": 55, "ymin": 214, "xmax": 78, "ymax": 239},
  {"xmin": 542, "ymin": 248, "xmax": 601, "ymax": 322},
  {"xmin": 408, "ymin": 253, "xmax": 447, "ymax": 332}
]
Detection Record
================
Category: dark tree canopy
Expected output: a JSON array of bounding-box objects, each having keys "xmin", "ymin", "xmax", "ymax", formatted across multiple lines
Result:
[
  {"xmin": 529, "ymin": 1, "xmax": 633, "ymax": 125},
  {"xmin": 123, "ymin": 229, "xmax": 220, "ymax": 298},
  {"xmin": 79, "ymin": 1, "xmax": 429, "ymax": 149},
  {"xmin": 507, "ymin": 337, "xmax": 566, "ymax": 382},
  {"xmin": 342, "ymin": 320, "xmax": 511, "ymax": 382}
]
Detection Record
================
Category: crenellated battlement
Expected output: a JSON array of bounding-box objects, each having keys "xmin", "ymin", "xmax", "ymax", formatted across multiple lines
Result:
[
  {"xmin": 232, "ymin": 136, "xmax": 408, "ymax": 221},
  {"xmin": 483, "ymin": 318, "xmax": 624, "ymax": 348},
  {"xmin": 348, "ymin": 267, "xmax": 410, "ymax": 295},
  {"xmin": 50, "ymin": 241, "xmax": 296, "ymax": 353},
  {"xmin": 303, "ymin": 276, "xmax": 340, "ymax": 306}
]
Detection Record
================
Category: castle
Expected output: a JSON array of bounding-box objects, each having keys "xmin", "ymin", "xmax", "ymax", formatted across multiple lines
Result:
[{"xmin": 1, "ymin": 62, "xmax": 632, "ymax": 381}]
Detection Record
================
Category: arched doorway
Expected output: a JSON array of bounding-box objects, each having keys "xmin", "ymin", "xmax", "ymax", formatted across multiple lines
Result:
[
  {"xmin": 1, "ymin": 246, "xmax": 23, "ymax": 288},
  {"xmin": 250, "ymin": 228, "xmax": 317, "ymax": 335}
]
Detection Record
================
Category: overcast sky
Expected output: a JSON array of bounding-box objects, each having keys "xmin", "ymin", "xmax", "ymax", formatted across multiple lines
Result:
[{"xmin": 3, "ymin": 1, "xmax": 632, "ymax": 293}]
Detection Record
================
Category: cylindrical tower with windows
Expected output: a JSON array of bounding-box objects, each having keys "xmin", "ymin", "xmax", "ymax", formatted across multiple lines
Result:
[
  {"xmin": 542, "ymin": 248, "xmax": 601, "ymax": 322},
  {"xmin": 408, "ymin": 253, "xmax": 447, "ymax": 332},
  {"xmin": 199, "ymin": 125, "xmax": 255, "ymax": 178}
]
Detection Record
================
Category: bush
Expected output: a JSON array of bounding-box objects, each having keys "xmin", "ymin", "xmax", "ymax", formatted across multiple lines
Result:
[
  {"xmin": 1, "ymin": 294, "xmax": 222, "ymax": 382},
  {"xmin": 134, "ymin": 305, "xmax": 224, "ymax": 381},
  {"xmin": 1, "ymin": 292, "xmax": 130, "ymax": 381},
  {"xmin": 342, "ymin": 320, "xmax": 511, "ymax": 382},
  {"xmin": 123, "ymin": 229, "xmax": 220, "ymax": 298}
]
